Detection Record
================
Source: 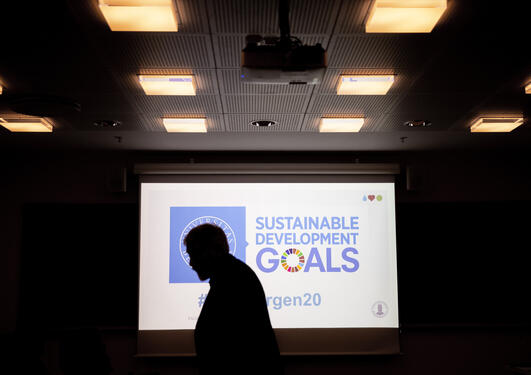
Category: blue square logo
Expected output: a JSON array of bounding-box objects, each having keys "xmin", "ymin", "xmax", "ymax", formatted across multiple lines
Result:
[{"xmin": 169, "ymin": 207, "xmax": 247, "ymax": 283}]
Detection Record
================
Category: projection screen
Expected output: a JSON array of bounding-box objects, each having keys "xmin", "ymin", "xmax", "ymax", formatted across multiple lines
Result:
[{"xmin": 136, "ymin": 163, "xmax": 400, "ymax": 356}]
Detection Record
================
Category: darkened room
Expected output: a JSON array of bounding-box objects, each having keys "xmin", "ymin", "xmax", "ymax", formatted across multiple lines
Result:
[{"xmin": 1, "ymin": 1, "xmax": 530, "ymax": 374}]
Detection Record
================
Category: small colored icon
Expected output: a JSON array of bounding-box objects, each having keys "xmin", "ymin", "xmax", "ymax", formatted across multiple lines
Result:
[{"xmin": 363, "ymin": 194, "xmax": 383, "ymax": 202}]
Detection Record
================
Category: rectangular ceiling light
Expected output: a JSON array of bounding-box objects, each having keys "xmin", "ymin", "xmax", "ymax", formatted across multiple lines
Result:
[
  {"xmin": 526, "ymin": 82, "xmax": 531, "ymax": 94},
  {"xmin": 163, "ymin": 118, "xmax": 207, "ymax": 133},
  {"xmin": 0, "ymin": 118, "xmax": 53, "ymax": 132},
  {"xmin": 366, "ymin": 0, "xmax": 447, "ymax": 33},
  {"xmin": 337, "ymin": 75, "xmax": 395, "ymax": 95},
  {"xmin": 470, "ymin": 117, "xmax": 524, "ymax": 133},
  {"xmin": 138, "ymin": 75, "xmax": 195, "ymax": 95},
  {"xmin": 319, "ymin": 118, "xmax": 364, "ymax": 133},
  {"xmin": 98, "ymin": 0, "xmax": 178, "ymax": 32}
]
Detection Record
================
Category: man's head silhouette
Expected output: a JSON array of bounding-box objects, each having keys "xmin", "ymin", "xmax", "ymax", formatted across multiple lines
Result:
[{"xmin": 184, "ymin": 223, "xmax": 230, "ymax": 281}]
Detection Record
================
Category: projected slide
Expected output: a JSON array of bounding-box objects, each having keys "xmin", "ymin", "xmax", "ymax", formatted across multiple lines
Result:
[{"xmin": 139, "ymin": 183, "xmax": 398, "ymax": 330}]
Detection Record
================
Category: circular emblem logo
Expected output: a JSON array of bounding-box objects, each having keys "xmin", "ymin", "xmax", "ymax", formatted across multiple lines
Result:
[
  {"xmin": 179, "ymin": 216, "xmax": 236, "ymax": 268},
  {"xmin": 280, "ymin": 248, "xmax": 305, "ymax": 273},
  {"xmin": 371, "ymin": 301, "xmax": 389, "ymax": 318}
]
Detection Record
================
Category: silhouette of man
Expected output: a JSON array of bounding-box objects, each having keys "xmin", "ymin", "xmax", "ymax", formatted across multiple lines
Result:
[{"xmin": 184, "ymin": 223, "xmax": 282, "ymax": 375}]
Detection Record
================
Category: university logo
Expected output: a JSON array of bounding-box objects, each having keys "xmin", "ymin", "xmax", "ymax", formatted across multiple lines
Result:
[{"xmin": 169, "ymin": 206, "xmax": 246, "ymax": 283}]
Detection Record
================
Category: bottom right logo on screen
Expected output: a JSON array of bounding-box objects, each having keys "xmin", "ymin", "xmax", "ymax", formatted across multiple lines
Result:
[{"xmin": 371, "ymin": 301, "xmax": 389, "ymax": 318}]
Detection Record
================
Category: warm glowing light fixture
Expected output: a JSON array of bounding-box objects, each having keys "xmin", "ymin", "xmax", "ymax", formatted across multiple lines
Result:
[
  {"xmin": 337, "ymin": 75, "xmax": 395, "ymax": 95},
  {"xmin": 138, "ymin": 75, "xmax": 195, "ymax": 95},
  {"xmin": 98, "ymin": 0, "xmax": 178, "ymax": 32},
  {"xmin": 366, "ymin": 0, "xmax": 447, "ymax": 33},
  {"xmin": 319, "ymin": 118, "xmax": 364, "ymax": 132},
  {"xmin": 0, "ymin": 117, "xmax": 53, "ymax": 132},
  {"xmin": 0, "ymin": 84, "xmax": 3, "ymax": 95},
  {"xmin": 162, "ymin": 118, "xmax": 207, "ymax": 133},
  {"xmin": 470, "ymin": 117, "xmax": 524, "ymax": 133},
  {"xmin": 526, "ymin": 82, "xmax": 531, "ymax": 94}
]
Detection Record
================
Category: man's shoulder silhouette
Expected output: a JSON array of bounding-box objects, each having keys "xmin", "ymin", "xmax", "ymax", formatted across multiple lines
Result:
[
  {"xmin": 195, "ymin": 254, "xmax": 281, "ymax": 374},
  {"xmin": 184, "ymin": 224, "xmax": 282, "ymax": 374}
]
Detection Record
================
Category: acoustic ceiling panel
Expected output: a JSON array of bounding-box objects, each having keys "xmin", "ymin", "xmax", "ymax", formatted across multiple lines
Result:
[
  {"xmin": 333, "ymin": 0, "xmax": 373, "ymax": 34},
  {"xmin": 207, "ymin": 0, "xmax": 340, "ymax": 35},
  {"xmin": 407, "ymin": 47, "xmax": 528, "ymax": 95},
  {"xmin": 392, "ymin": 93, "xmax": 485, "ymax": 118},
  {"xmin": 175, "ymin": 0, "xmax": 211, "ymax": 34},
  {"xmin": 213, "ymin": 35, "xmax": 246, "ymax": 68},
  {"xmin": 288, "ymin": 0, "xmax": 341, "ymax": 35},
  {"xmin": 224, "ymin": 114, "xmax": 302, "ymax": 132},
  {"xmin": 307, "ymin": 94, "xmax": 400, "ymax": 115},
  {"xmin": 222, "ymin": 95, "xmax": 310, "ymax": 113},
  {"xmin": 106, "ymin": 34, "xmax": 215, "ymax": 69},
  {"xmin": 132, "ymin": 95, "xmax": 222, "ymax": 115},
  {"xmin": 76, "ymin": 93, "xmax": 138, "ymax": 114},
  {"xmin": 327, "ymin": 35, "xmax": 432, "ymax": 69},
  {"xmin": 207, "ymin": 0, "xmax": 278, "ymax": 34},
  {"xmin": 218, "ymin": 69, "xmax": 313, "ymax": 95}
]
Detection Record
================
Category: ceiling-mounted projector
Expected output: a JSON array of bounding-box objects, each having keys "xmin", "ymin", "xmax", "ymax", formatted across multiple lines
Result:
[{"xmin": 240, "ymin": 0, "xmax": 327, "ymax": 85}]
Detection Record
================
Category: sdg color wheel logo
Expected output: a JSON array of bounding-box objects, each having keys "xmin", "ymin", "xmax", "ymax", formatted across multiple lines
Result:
[
  {"xmin": 281, "ymin": 248, "xmax": 305, "ymax": 273},
  {"xmin": 169, "ymin": 206, "xmax": 246, "ymax": 283}
]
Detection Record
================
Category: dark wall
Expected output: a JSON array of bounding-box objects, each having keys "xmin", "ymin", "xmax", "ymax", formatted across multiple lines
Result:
[{"xmin": 1, "ymin": 149, "xmax": 530, "ymax": 375}]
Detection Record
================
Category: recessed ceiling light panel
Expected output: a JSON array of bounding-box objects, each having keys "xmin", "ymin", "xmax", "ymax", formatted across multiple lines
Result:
[
  {"xmin": 337, "ymin": 75, "xmax": 395, "ymax": 95},
  {"xmin": 93, "ymin": 119, "xmax": 121, "ymax": 128},
  {"xmin": 98, "ymin": 0, "xmax": 178, "ymax": 32},
  {"xmin": 162, "ymin": 118, "xmax": 207, "ymax": 133},
  {"xmin": 404, "ymin": 120, "xmax": 431, "ymax": 127},
  {"xmin": 0, "ymin": 117, "xmax": 53, "ymax": 132},
  {"xmin": 319, "ymin": 118, "xmax": 364, "ymax": 133},
  {"xmin": 470, "ymin": 117, "xmax": 524, "ymax": 133},
  {"xmin": 366, "ymin": 0, "xmax": 447, "ymax": 33},
  {"xmin": 138, "ymin": 75, "xmax": 195, "ymax": 95}
]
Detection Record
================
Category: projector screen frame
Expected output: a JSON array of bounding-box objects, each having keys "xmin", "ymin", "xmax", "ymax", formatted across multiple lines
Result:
[
  {"xmin": 135, "ymin": 163, "xmax": 401, "ymax": 356},
  {"xmin": 134, "ymin": 162, "xmax": 400, "ymax": 175}
]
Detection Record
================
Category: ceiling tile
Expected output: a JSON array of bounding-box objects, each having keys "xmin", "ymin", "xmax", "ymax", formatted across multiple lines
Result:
[
  {"xmin": 327, "ymin": 35, "xmax": 432, "ymax": 69},
  {"xmin": 222, "ymin": 95, "xmax": 309, "ymax": 113},
  {"xmin": 133, "ymin": 95, "xmax": 222, "ymax": 114},
  {"xmin": 106, "ymin": 34, "xmax": 215, "ymax": 69},
  {"xmin": 175, "ymin": 0, "xmax": 211, "ymax": 33},
  {"xmin": 333, "ymin": 0, "xmax": 373, "ymax": 34},
  {"xmin": 307, "ymin": 94, "xmax": 399, "ymax": 114},
  {"xmin": 207, "ymin": 0, "xmax": 340, "ymax": 35}
]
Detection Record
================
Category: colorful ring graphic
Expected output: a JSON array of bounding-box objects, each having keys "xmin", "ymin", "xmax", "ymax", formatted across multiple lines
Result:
[{"xmin": 280, "ymin": 248, "xmax": 305, "ymax": 272}]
